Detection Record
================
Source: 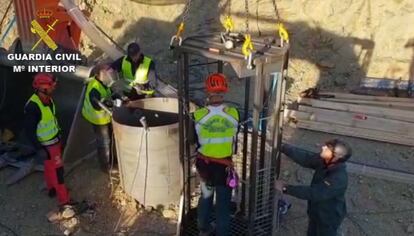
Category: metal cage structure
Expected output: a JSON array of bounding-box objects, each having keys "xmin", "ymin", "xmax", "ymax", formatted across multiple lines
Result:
[{"xmin": 174, "ymin": 33, "xmax": 289, "ymax": 236}]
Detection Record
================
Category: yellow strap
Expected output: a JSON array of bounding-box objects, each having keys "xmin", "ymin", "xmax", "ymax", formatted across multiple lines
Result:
[
  {"xmin": 277, "ymin": 23, "xmax": 289, "ymax": 43},
  {"xmin": 242, "ymin": 34, "xmax": 254, "ymax": 57},
  {"xmin": 223, "ymin": 16, "xmax": 234, "ymax": 32},
  {"xmin": 176, "ymin": 22, "xmax": 185, "ymax": 37}
]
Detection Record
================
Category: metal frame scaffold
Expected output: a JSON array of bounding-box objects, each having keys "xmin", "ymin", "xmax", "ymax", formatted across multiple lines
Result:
[{"xmin": 174, "ymin": 33, "xmax": 289, "ymax": 236}]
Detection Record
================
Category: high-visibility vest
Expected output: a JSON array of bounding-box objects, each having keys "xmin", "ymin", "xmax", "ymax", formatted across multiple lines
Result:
[
  {"xmin": 121, "ymin": 56, "xmax": 154, "ymax": 95},
  {"xmin": 28, "ymin": 94, "xmax": 59, "ymax": 144},
  {"xmin": 82, "ymin": 77, "xmax": 112, "ymax": 125},
  {"xmin": 194, "ymin": 105, "xmax": 239, "ymax": 158},
  {"xmin": 121, "ymin": 56, "xmax": 152, "ymax": 84}
]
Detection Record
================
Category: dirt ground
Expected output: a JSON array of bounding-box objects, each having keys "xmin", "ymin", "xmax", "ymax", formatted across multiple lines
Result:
[
  {"xmin": 1, "ymin": 126, "xmax": 414, "ymax": 236},
  {"xmin": 0, "ymin": 157, "xmax": 178, "ymax": 236}
]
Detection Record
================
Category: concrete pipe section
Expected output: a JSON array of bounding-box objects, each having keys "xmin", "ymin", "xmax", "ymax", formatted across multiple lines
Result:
[{"xmin": 112, "ymin": 97, "xmax": 196, "ymax": 207}]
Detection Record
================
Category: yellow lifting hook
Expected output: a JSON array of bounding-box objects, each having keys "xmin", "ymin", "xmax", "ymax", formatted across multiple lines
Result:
[
  {"xmin": 242, "ymin": 34, "xmax": 253, "ymax": 58},
  {"xmin": 223, "ymin": 16, "xmax": 234, "ymax": 33},
  {"xmin": 169, "ymin": 22, "xmax": 185, "ymax": 48},
  {"xmin": 242, "ymin": 34, "xmax": 254, "ymax": 69},
  {"xmin": 277, "ymin": 23, "xmax": 289, "ymax": 45}
]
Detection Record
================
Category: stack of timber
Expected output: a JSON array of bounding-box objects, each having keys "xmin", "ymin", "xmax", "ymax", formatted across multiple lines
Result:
[{"xmin": 285, "ymin": 92, "xmax": 414, "ymax": 146}]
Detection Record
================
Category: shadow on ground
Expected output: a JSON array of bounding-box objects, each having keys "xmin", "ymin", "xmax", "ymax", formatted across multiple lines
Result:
[{"xmin": 3, "ymin": 0, "xmax": 402, "ymax": 235}]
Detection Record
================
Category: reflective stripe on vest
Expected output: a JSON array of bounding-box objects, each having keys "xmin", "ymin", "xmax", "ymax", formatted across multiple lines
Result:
[
  {"xmin": 194, "ymin": 105, "xmax": 239, "ymax": 158},
  {"xmin": 198, "ymin": 137, "xmax": 234, "ymax": 145},
  {"xmin": 82, "ymin": 77, "xmax": 112, "ymax": 125},
  {"xmin": 121, "ymin": 56, "xmax": 152, "ymax": 86},
  {"xmin": 28, "ymin": 94, "xmax": 59, "ymax": 144}
]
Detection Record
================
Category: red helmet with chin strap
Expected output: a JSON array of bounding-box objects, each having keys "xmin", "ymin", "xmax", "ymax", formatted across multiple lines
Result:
[
  {"xmin": 32, "ymin": 73, "xmax": 56, "ymax": 90},
  {"xmin": 205, "ymin": 73, "xmax": 228, "ymax": 93}
]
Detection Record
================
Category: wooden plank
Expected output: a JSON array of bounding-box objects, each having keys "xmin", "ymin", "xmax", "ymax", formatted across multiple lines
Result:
[
  {"xmin": 300, "ymin": 121, "xmax": 414, "ymax": 142},
  {"xmin": 319, "ymin": 92, "xmax": 414, "ymax": 103},
  {"xmin": 283, "ymin": 109, "xmax": 311, "ymax": 120},
  {"xmin": 294, "ymin": 120, "xmax": 414, "ymax": 146},
  {"xmin": 347, "ymin": 162, "xmax": 414, "ymax": 185},
  {"xmin": 296, "ymin": 114, "xmax": 414, "ymax": 142},
  {"xmin": 321, "ymin": 98, "xmax": 414, "ymax": 109},
  {"xmin": 360, "ymin": 77, "xmax": 408, "ymax": 90},
  {"xmin": 298, "ymin": 106, "xmax": 414, "ymax": 136},
  {"xmin": 298, "ymin": 98, "xmax": 414, "ymax": 123}
]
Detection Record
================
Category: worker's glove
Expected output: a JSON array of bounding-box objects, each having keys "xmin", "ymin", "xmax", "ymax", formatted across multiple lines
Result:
[{"xmin": 133, "ymin": 83, "xmax": 155, "ymax": 97}]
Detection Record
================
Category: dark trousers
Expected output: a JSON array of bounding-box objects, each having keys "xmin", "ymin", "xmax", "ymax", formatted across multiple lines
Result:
[
  {"xmin": 92, "ymin": 124, "xmax": 113, "ymax": 172},
  {"xmin": 307, "ymin": 217, "xmax": 341, "ymax": 236},
  {"xmin": 197, "ymin": 181, "xmax": 232, "ymax": 236}
]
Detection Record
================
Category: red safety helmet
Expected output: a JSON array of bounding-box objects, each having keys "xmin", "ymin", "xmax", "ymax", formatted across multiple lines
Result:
[
  {"xmin": 205, "ymin": 73, "xmax": 228, "ymax": 93},
  {"xmin": 32, "ymin": 73, "xmax": 56, "ymax": 90}
]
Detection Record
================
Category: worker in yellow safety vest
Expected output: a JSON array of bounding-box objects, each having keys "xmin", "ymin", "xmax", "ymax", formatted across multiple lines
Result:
[
  {"xmin": 82, "ymin": 65, "xmax": 116, "ymax": 172},
  {"xmin": 194, "ymin": 73, "xmax": 239, "ymax": 236},
  {"xmin": 24, "ymin": 73, "xmax": 71, "ymax": 207},
  {"xmin": 111, "ymin": 42, "xmax": 157, "ymax": 100}
]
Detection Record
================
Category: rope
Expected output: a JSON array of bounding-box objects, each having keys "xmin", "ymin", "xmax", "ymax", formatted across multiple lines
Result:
[
  {"xmin": 113, "ymin": 127, "xmax": 146, "ymax": 232},
  {"xmin": 181, "ymin": 0, "xmax": 192, "ymax": 25},
  {"xmin": 270, "ymin": 0, "xmax": 289, "ymax": 43},
  {"xmin": 109, "ymin": 130, "xmax": 116, "ymax": 198},
  {"xmin": 271, "ymin": 0, "xmax": 281, "ymax": 23},
  {"xmin": 244, "ymin": 0, "xmax": 250, "ymax": 34},
  {"xmin": 170, "ymin": 0, "xmax": 192, "ymax": 47},
  {"xmin": 143, "ymin": 129, "xmax": 149, "ymax": 205},
  {"xmin": 223, "ymin": 0, "xmax": 234, "ymax": 33},
  {"xmin": 241, "ymin": 0, "xmax": 254, "ymax": 69},
  {"xmin": 256, "ymin": 0, "xmax": 262, "ymax": 36},
  {"xmin": 176, "ymin": 0, "xmax": 192, "ymax": 37}
]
